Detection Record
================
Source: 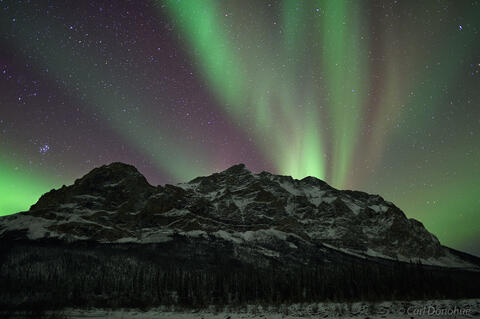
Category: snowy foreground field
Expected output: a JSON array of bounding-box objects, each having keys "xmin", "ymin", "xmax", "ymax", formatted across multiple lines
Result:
[{"xmin": 24, "ymin": 299, "xmax": 479, "ymax": 318}]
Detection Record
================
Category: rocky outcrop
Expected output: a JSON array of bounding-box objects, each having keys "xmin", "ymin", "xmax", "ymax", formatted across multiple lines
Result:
[{"xmin": 31, "ymin": 162, "xmax": 156, "ymax": 212}]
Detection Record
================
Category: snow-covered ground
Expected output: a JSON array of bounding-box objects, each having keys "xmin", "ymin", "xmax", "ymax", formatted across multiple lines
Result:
[{"xmin": 18, "ymin": 299, "xmax": 479, "ymax": 318}]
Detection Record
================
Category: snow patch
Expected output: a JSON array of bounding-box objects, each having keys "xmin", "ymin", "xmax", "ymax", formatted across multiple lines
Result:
[
  {"xmin": 103, "ymin": 179, "xmax": 124, "ymax": 188},
  {"xmin": 279, "ymin": 181, "xmax": 300, "ymax": 196},
  {"xmin": 239, "ymin": 228, "xmax": 289, "ymax": 242},
  {"xmin": 343, "ymin": 200, "xmax": 363, "ymax": 215},
  {"xmin": 213, "ymin": 230, "xmax": 243, "ymax": 244},
  {"xmin": 232, "ymin": 197, "xmax": 253, "ymax": 212},
  {"xmin": 0, "ymin": 214, "xmax": 52, "ymax": 240},
  {"xmin": 302, "ymin": 188, "xmax": 326, "ymax": 207},
  {"xmin": 73, "ymin": 194, "xmax": 104, "ymax": 201},
  {"xmin": 369, "ymin": 204, "xmax": 388, "ymax": 213},
  {"xmin": 140, "ymin": 230, "xmax": 174, "ymax": 244}
]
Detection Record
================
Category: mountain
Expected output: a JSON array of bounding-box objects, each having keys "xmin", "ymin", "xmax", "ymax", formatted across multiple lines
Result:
[
  {"xmin": 0, "ymin": 162, "xmax": 479, "ymax": 310},
  {"xmin": 0, "ymin": 162, "xmax": 475, "ymax": 267}
]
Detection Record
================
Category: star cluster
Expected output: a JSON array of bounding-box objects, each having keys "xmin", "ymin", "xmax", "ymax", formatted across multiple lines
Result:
[{"xmin": 1, "ymin": 0, "xmax": 479, "ymax": 255}]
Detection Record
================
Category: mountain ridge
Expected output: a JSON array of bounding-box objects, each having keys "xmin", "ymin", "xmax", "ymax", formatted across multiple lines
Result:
[{"xmin": 0, "ymin": 162, "xmax": 477, "ymax": 269}]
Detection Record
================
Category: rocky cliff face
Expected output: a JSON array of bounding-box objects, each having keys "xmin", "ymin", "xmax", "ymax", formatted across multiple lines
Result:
[{"xmin": 0, "ymin": 162, "xmax": 475, "ymax": 268}]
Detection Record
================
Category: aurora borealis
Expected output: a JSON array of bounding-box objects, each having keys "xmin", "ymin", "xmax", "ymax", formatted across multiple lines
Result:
[{"xmin": 1, "ymin": 0, "xmax": 479, "ymax": 255}]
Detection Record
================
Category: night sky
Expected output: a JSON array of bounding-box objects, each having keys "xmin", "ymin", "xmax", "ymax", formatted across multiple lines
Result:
[{"xmin": 1, "ymin": 0, "xmax": 479, "ymax": 255}]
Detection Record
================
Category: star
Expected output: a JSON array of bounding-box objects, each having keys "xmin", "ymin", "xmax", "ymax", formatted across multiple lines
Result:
[{"xmin": 39, "ymin": 144, "xmax": 50, "ymax": 154}]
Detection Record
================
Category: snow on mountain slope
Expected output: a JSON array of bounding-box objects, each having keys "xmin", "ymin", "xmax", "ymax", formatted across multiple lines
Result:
[{"xmin": 0, "ymin": 162, "xmax": 477, "ymax": 269}]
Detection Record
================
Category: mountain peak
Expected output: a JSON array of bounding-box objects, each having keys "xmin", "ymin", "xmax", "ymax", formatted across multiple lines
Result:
[
  {"xmin": 30, "ymin": 162, "xmax": 155, "ymax": 211},
  {"xmin": 222, "ymin": 163, "xmax": 249, "ymax": 175},
  {"xmin": 74, "ymin": 162, "xmax": 144, "ymax": 185}
]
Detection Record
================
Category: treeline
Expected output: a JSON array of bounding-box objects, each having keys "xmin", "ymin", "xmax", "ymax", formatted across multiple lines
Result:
[{"xmin": 0, "ymin": 242, "xmax": 479, "ymax": 311}]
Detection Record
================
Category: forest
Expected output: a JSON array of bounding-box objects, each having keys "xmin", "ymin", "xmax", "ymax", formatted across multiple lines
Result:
[{"xmin": 1, "ymin": 239, "xmax": 479, "ymax": 312}]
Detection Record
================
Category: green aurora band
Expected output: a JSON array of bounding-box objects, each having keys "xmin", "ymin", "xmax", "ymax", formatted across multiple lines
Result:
[
  {"xmin": 161, "ymin": 0, "xmax": 480, "ymax": 251},
  {"xmin": 0, "ymin": 156, "xmax": 60, "ymax": 213}
]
